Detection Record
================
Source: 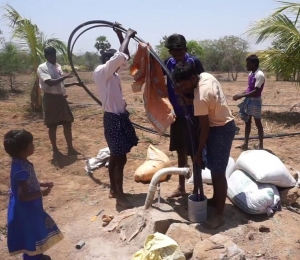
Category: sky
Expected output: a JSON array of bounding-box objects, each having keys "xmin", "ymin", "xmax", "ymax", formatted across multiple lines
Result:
[{"xmin": 0, "ymin": 0, "xmax": 289, "ymax": 54}]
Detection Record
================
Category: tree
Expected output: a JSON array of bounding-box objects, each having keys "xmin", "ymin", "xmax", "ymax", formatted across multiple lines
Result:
[
  {"xmin": 0, "ymin": 30, "xmax": 4, "ymax": 45},
  {"xmin": 199, "ymin": 37, "xmax": 248, "ymax": 80},
  {"xmin": 199, "ymin": 39, "xmax": 224, "ymax": 71},
  {"xmin": 155, "ymin": 36, "xmax": 170, "ymax": 61},
  {"xmin": 3, "ymin": 4, "xmax": 67, "ymax": 111},
  {"xmin": 186, "ymin": 40, "xmax": 204, "ymax": 58},
  {"xmin": 247, "ymin": 1, "xmax": 300, "ymax": 82},
  {"xmin": 94, "ymin": 36, "xmax": 111, "ymax": 56},
  {"xmin": 0, "ymin": 42, "xmax": 24, "ymax": 89},
  {"xmin": 218, "ymin": 36, "xmax": 249, "ymax": 81}
]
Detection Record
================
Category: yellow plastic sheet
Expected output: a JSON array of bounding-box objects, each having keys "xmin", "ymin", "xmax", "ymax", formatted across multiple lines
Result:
[{"xmin": 131, "ymin": 232, "xmax": 185, "ymax": 260}]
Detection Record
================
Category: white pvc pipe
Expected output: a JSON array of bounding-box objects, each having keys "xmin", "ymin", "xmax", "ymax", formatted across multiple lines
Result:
[{"xmin": 144, "ymin": 167, "xmax": 191, "ymax": 209}]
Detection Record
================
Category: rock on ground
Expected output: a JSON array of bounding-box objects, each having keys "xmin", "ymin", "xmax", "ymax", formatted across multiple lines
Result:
[
  {"xmin": 279, "ymin": 187, "xmax": 300, "ymax": 207},
  {"xmin": 192, "ymin": 234, "xmax": 245, "ymax": 260},
  {"xmin": 166, "ymin": 223, "xmax": 202, "ymax": 259}
]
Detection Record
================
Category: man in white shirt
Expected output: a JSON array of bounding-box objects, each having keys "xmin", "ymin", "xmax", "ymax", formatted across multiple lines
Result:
[
  {"xmin": 37, "ymin": 47, "xmax": 81, "ymax": 158},
  {"xmin": 93, "ymin": 28, "xmax": 138, "ymax": 209}
]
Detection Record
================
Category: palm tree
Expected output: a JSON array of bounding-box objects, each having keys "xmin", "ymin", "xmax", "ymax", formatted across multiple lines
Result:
[
  {"xmin": 94, "ymin": 36, "xmax": 111, "ymax": 55},
  {"xmin": 2, "ymin": 4, "xmax": 67, "ymax": 111},
  {"xmin": 247, "ymin": 1, "xmax": 300, "ymax": 82}
]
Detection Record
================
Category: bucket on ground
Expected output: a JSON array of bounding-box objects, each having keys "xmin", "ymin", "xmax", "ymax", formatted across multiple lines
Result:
[{"xmin": 188, "ymin": 194, "xmax": 207, "ymax": 223}]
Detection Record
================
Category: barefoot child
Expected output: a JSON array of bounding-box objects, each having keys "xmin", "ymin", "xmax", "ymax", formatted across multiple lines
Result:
[
  {"xmin": 233, "ymin": 54, "xmax": 265, "ymax": 150},
  {"xmin": 173, "ymin": 63, "xmax": 236, "ymax": 229},
  {"xmin": 4, "ymin": 130, "xmax": 63, "ymax": 260}
]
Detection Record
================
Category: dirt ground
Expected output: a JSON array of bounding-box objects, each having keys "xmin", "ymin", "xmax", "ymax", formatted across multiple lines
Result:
[{"xmin": 0, "ymin": 71, "xmax": 300, "ymax": 260}]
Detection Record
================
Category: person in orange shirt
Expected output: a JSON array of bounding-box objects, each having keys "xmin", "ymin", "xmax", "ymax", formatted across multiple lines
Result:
[{"xmin": 173, "ymin": 62, "xmax": 236, "ymax": 229}]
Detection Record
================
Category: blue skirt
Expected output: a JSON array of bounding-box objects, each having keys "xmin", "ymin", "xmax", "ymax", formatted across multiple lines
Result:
[
  {"xmin": 206, "ymin": 120, "xmax": 236, "ymax": 173},
  {"xmin": 103, "ymin": 111, "xmax": 139, "ymax": 156},
  {"xmin": 7, "ymin": 193, "xmax": 64, "ymax": 257}
]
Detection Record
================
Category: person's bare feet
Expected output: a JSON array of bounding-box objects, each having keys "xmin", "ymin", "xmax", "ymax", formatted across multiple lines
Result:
[
  {"xmin": 167, "ymin": 188, "xmax": 186, "ymax": 199},
  {"xmin": 117, "ymin": 196, "xmax": 133, "ymax": 209},
  {"xmin": 202, "ymin": 215, "xmax": 224, "ymax": 229},
  {"xmin": 68, "ymin": 147, "xmax": 80, "ymax": 155},
  {"xmin": 236, "ymin": 143, "xmax": 248, "ymax": 151},
  {"xmin": 109, "ymin": 190, "xmax": 117, "ymax": 199},
  {"xmin": 52, "ymin": 150, "xmax": 63, "ymax": 159}
]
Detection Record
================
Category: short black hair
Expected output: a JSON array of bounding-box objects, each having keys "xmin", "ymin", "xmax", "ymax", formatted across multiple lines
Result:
[
  {"xmin": 44, "ymin": 46, "xmax": 56, "ymax": 56},
  {"xmin": 172, "ymin": 62, "xmax": 198, "ymax": 83},
  {"xmin": 246, "ymin": 54, "xmax": 259, "ymax": 67},
  {"xmin": 101, "ymin": 49, "xmax": 117, "ymax": 64},
  {"xmin": 165, "ymin": 34, "xmax": 187, "ymax": 50},
  {"xmin": 4, "ymin": 130, "xmax": 33, "ymax": 157}
]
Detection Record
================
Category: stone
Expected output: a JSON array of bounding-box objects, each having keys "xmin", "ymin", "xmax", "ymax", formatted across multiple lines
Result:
[
  {"xmin": 104, "ymin": 204, "xmax": 187, "ymax": 249},
  {"xmin": 246, "ymin": 232, "xmax": 255, "ymax": 241},
  {"xmin": 149, "ymin": 203, "xmax": 187, "ymax": 234},
  {"xmin": 166, "ymin": 223, "xmax": 202, "ymax": 259},
  {"xmin": 279, "ymin": 187, "xmax": 300, "ymax": 206},
  {"xmin": 259, "ymin": 225, "xmax": 270, "ymax": 233},
  {"xmin": 192, "ymin": 234, "xmax": 245, "ymax": 260}
]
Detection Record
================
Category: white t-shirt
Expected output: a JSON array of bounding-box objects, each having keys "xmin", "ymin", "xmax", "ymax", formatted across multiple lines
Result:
[
  {"xmin": 93, "ymin": 51, "xmax": 128, "ymax": 114},
  {"xmin": 37, "ymin": 62, "xmax": 66, "ymax": 95}
]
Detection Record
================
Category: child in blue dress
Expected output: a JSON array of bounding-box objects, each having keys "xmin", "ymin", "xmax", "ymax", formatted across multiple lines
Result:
[{"xmin": 4, "ymin": 130, "xmax": 64, "ymax": 260}]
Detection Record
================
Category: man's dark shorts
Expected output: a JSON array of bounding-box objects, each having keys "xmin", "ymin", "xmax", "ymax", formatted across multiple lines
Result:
[{"xmin": 169, "ymin": 115, "xmax": 199, "ymax": 156}]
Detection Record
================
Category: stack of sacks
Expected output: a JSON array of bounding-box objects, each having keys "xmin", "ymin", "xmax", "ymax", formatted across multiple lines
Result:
[
  {"xmin": 187, "ymin": 157, "xmax": 235, "ymax": 185},
  {"xmin": 228, "ymin": 150, "xmax": 296, "ymax": 215}
]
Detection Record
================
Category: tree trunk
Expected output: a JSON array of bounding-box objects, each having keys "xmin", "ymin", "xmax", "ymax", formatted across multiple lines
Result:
[
  {"xmin": 9, "ymin": 74, "xmax": 13, "ymax": 90},
  {"xmin": 30, "ymin": 76, "xmax": 42, "ymax": 111}
]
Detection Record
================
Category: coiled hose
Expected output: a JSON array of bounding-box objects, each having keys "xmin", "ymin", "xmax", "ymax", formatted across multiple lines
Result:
[{"xmin": 67, "ymin": 21, "xmax": 202, "ymax": 201}]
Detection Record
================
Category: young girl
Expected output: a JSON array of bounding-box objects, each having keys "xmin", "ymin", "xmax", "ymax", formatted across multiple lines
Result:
[{"xmin": 4, "ymin": 130, "xmax": 64, "ymax": 260}]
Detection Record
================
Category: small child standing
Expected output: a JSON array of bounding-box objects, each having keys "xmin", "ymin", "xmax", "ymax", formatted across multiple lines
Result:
[{"xmin": 4, "ymin": 130, "xmax": 63, "ymax": 260}]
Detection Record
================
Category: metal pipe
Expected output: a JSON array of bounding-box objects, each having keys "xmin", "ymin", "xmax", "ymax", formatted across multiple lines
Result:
[{"xmin": 144, "ymin": 167, "xmax": 191, "ymax": 209}]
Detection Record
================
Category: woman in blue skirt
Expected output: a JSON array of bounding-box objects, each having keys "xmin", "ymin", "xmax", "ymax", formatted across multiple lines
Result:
[{"xmin": 4, "ymin": 130, "xmax": 64, "ymax": 260}]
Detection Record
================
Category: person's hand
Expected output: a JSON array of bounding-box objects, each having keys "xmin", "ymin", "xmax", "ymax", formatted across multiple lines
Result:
[
  {"xmin": 41, "ymin": 187, "xmax": 51, "ymax": 197},
  {"xmin": 65, "ymin": 73, "xmax": 74, "ymax": 79},
  {"xmin": 193, "ymin": 150, "xmax": 203, "ymax": 167},
  {"xmin": 113, "ymin": 22, "xmax": 123, "ymax": 36},
  {"xmin": 126, "ymin": 28, "xmax": 137, "ymax": 38},
  {"xmin": 233, "ymin": 94, "xmax": 243, "ymax": 101},
  {"xmin": 40, "ymin": 182, "xmax": 54, "ymax": 189}
]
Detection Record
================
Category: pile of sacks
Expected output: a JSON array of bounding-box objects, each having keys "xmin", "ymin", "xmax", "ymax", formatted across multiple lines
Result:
[
  {"xmin": 188, "ymin": 150, "xmax": 297, "ymax": 215},
  {"xmin": 133, "ymin": 145, "xmax": 297, "ymax": 216}
]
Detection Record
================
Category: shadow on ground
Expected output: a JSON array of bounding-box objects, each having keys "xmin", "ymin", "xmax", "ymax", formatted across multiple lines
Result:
[
  {"xmin": 263, "ymin": 110, "xmax": 300, "ymax": 127},
  {"xmin": 166, "ymin": 195, "xmax": 270, "ymax": 237},
  {"xmin": 116, "ymin": 193, "xmax": 148, "ymax": 212},
  {"xmin": 50, "ymin": 154, "xmax": 78, "ymax": 169}
]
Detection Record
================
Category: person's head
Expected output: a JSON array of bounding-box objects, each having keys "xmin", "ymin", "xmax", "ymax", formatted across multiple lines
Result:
[
  {"xmin": 101, "ymin": 49, "xmax": 117, "ymax": 64},
  {"xmin": 44, "ymin": 46, "xmax": 57, "ymax": 65},
  {"xmin": 4, "ymin": 130, "xmax": 34, "ymax": 159},
  {"xmin": 165, "ymin": 34, "xmax": 187, "ymax": 62},
  {"xmin": 172, "ymin": 62, "xmax": 199, "ymax": 94},
  {"xmin": 246, "ymin": 54, "xmax": 259, "ymax": 72}
]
